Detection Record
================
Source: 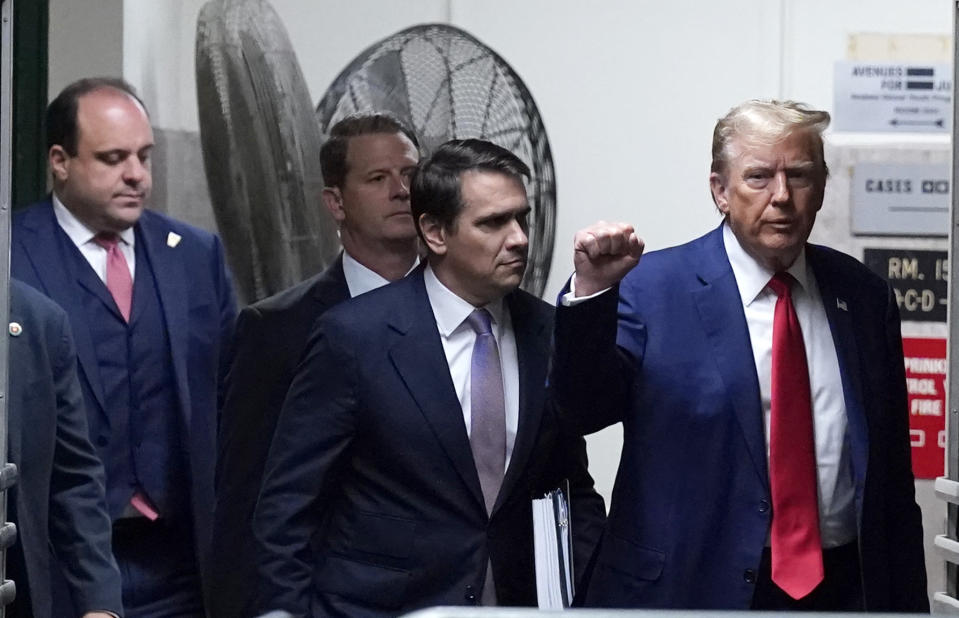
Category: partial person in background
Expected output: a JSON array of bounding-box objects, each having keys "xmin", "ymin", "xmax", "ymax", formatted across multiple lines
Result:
[
  {"xmin": 12, "ymin": 77, "xmax": 237, "ymax": 617},
  {"xmin": 551, "ymin": 100, "xmax": 927, "ymax": 612},
  {"xmin": 253, "ymin": 139, "xmax": 605, "ymax": 616},
  {"xmin": 209, "ymin": 112, "xmax": 421, "ymax": 617},
  {"xmin": 7, "ymin": 278, "xmax": 122, "ymax": 618}
]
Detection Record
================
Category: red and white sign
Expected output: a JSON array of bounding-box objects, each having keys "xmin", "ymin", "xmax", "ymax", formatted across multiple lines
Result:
[{"xmin": 902, "ymin": 337, "xmax": 946, "ymax": 479}]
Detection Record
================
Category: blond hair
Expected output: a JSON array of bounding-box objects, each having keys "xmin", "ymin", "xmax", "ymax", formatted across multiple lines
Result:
[{"xmin": 710, "ymin": 99, "xmax": 830, "ymax": 179}]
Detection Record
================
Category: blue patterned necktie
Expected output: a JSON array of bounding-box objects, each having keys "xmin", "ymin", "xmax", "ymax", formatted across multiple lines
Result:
[{"xmin": 466, "ymin": 308, "xmax": 506, "ymax": 514}]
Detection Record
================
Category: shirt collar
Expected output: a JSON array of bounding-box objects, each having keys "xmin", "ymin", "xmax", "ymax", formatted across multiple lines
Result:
[
  {"xmin": 52, "ymin": 193, "xmax": 136, "ymax": 248},
  {"xmin": 423, "ymin": 264, "xmax": 505, "ymax": 338},
  {"xmin": 341, "ymin": 251, "xmax": 419, "ymax": 298},
  {"xmin": 722, "ymin": 220, "xmax": 809, "ymax": 306}
]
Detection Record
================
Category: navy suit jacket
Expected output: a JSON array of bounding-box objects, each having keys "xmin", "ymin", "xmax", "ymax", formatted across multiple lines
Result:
[
  {"xmin": 552, "ymin": 224, "xmax": 927, "ymax": 611},
  {"xmin": 254, "ymin": 268, "xmax": 605, "ymax": 617},
  {"xmin": 7, "ymin": 279, "xmax": 122, "ymax": 617},
  {"xmin": 11, "ymin": 199, "xmax": 237, "ymax": 598},
  {"xmin": 210, "ymin": 255, "xmax": 349, "ymax": 618}
]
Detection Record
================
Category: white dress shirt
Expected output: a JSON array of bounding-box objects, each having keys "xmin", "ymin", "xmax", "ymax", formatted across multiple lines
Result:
[
  {"xmin": 53, "ymin": 194, "xmax": 136, "ymax": 282},
  {"xmin": 423, "ymin": 265, "xmax": 520, "ymax": 468},
  {"xmin": 722, "ymin": 222, "xmax": 857, "ymax": 548},
  {"xmin": 342, "ymin": 251, "xmax": 419, "ymax": 298}
]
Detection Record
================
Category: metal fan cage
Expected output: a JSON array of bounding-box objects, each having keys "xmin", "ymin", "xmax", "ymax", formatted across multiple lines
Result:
[
  {"xmin": 316, "ymin": 24, "xmax": 556, "ymax": 297},
  {"xmin": 196, "ymin": 0, "xmax": 339, "ymax": 304}
]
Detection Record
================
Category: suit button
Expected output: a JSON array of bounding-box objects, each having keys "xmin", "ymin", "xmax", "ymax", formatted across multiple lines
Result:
[
  {"xmin": 96, "ymin": 436, "xmax": 108, "ymax": 447},
  {"xmin": 465, "ymin": 584, "xmax": 476, "ymax": 603},
  {"xmin": 758, "ymin": 499, "xmax": 769, "ymax": 513},
  {"xmin": 744, "ymin": 569, "xmax": 756, "ymax": 584}
]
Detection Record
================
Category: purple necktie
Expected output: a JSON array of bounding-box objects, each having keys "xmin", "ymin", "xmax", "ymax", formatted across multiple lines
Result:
[
  {"xmin": 93, "ymin": 232, "xmax": 133, "ymax": 322},
  {"xmin": 467, "ymin": 308, "xmax": 506, "ymax": 605},
  {"xmin": 467, "ymin": 308, "xmax": 506, "ymax": 515}
]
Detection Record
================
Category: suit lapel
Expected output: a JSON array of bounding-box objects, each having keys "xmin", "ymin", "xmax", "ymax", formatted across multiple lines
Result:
[
  {"xmin": 691, "ymin": 227, "xmax": 769, "ymax": 488},
  {"xmin": 494, "ymin": 291, "xmax": 547, "ymax": 514},
  {"xmin": 387, "ymin": 272, "xmax": 487, "ymax": 513},
  {"xmin": 16, "ymin": 202, "xmax": 108, "ymax": 413},
  {"xmin": 137, "ymin": 213, "xmax": 192, "ymax": 426},
  {"xmin": 807, "ymin": 246, "xmax": 869, "ymax": 496}
]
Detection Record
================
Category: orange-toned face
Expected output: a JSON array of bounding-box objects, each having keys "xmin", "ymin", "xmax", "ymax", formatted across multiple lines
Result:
[{"xmin": 710, "ymin": 131, "xmax": 826, "ymax": 271}]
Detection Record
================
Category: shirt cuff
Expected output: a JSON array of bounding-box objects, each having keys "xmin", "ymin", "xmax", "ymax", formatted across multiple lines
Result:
[{"xmin": 561, "ymin": 274, "xmax": 613, "ymax": 306}]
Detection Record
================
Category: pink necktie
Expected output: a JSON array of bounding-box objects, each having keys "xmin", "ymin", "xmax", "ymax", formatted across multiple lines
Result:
[
  {"xmin": 767, "ymin": 272, "xmax": 824, "ymax": 599},
  {"xmin": 130, "ymin": 491, "xmax": 159, "ymax": 521},
  {"xmin": 94, "ymin": 233, "xmax": 155, "ymax": 520},
  {"xmin": 93, "ymin": 232, "xmax": 133, "ymax": 322}
]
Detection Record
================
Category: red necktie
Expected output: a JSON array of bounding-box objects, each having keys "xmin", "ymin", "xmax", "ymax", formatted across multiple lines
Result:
[
  {"xmin": 767, "ymin": 272, "xmax": 824, "ymax": 599},
  {"xmin": 93, "ymin": 232, "xmax": 133, "ymax": 322}
]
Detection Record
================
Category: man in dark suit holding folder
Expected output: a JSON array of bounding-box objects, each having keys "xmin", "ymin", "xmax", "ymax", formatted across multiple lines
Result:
[{"xmin": 254, "ymin": 139, "xmax": 604, "ymax": 617}]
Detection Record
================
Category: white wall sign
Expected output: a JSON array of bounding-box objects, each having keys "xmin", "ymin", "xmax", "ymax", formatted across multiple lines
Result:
[
  {"xmin": 833, "ymin": 61, "xmax": 951, "ymax": 132},
  {"xmin": 851, "ymin": 162, "xmax": 950, "ymax": 236}
]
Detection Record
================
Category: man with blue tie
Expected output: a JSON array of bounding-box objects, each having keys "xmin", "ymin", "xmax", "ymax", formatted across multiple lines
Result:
[
  {"xmin": 253, "ymin": 139, "xmax": 605, "ymax": 617},
  {"xmin": 12, "ymin": 77, "xmax": 237, "ymax": 617},
  {"xmin": 552, "ymin": 100, "xmax": 927, "ymax": 611}
]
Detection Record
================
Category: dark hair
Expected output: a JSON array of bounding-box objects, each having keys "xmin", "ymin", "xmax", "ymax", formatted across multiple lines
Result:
[
  {"xmin": 410, "ymin": 139, "xmax": 530, "ymax": 240},
  {"xmin": 320, "ymin": 112, "xmax": 419, "ymax": 188},
  {"xmin": 46, "ymin": 77, "xmax": 147, "ymax": 155}
]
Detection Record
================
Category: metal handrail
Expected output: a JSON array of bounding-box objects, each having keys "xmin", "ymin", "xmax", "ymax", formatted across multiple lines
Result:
[
  {"xmin": 939, "ymin": 2, "xmax": 959, "ymax": 613},
  {"xmin": 0, "ymin": 0, "xmax": 14, "ymax": 613}
]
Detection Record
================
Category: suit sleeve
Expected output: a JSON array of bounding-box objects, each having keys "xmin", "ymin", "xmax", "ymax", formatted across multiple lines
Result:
[
  {"xmin": 46, "ymin": 308, "xmax": 123, "ymax": 614},
  {"xmin": 551, "ymin": 282, "xmax": 637, "ymax": 436},
  {"xmin": 211, "ymin": 233, "xmax": 238, "ymax": 413},
  {"xmin": 210, "ymin": 306, "xmax": 273, "ymax": 616},
  {"xmin": 253, "ymin": 317, "xmax": 358, "ymax": 615},
  {"xmin": 880, "ymin": 284, "xmax": 929, "ymax": 612},
  {"xmin": 549, "ymin": 428, "xmax": 606, "ymax": 593}
]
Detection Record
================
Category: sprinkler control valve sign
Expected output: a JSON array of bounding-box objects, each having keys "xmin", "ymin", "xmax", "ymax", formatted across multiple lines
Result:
[{"xmin": 902, "ymin": 337, "xmax": 946, "ymax": 479}]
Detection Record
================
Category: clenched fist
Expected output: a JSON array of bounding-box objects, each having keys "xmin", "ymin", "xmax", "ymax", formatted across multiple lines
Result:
[{"xmin": 573, "ymin": 221, "xmax": 644, "ymax": 297}]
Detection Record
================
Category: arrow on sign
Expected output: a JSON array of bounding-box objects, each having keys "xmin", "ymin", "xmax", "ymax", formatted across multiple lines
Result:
[{"xmin": 890, "ymin": 118, "xmax": 945, "ymax": 127}]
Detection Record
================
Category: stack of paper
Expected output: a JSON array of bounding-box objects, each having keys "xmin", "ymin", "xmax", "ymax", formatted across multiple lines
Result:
[{"xmin": 532, "ymin": 485, "xmax": 573, "ymax": 609}]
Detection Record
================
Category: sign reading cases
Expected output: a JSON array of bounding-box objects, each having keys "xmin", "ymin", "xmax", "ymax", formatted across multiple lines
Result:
[
  {"xmin": 834, "ymin": 61, "xmax": 951, "ymax": 132},
  {"xmin": 851, "ymin": 163, "xmax": 950, "ymax": 236}
]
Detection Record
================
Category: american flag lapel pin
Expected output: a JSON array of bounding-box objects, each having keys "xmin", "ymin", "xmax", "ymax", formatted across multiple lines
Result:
[{"xmin": 836, "ymin": 298, "xmax": 848, "ymax": 312}]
